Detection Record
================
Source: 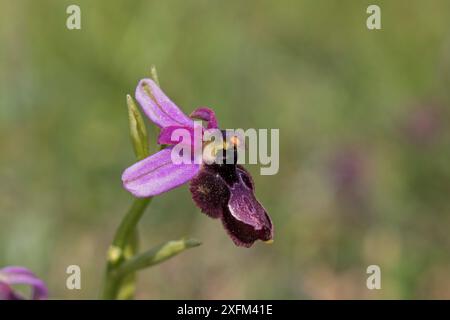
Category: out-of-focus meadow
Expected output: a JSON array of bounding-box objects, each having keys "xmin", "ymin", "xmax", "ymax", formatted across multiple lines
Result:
[{"xmin": 1, "ymin": 0, "xmax": 450, "ymax": 299}]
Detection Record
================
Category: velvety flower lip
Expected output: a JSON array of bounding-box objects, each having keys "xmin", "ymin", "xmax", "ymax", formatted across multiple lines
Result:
[
  {"xmin": 190, "ymin": 164, "xmax": 273, "ymax": 247},
  {"xmin": 0, "ymin": 266, "xmax": 48, "ymax": 300},
  {"xmin": 122, "ymin": 78, "xmax": 273, "ymax": 247}
]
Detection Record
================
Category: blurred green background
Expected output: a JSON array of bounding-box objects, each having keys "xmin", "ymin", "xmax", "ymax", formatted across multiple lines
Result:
[{"xmin": 1, "ymin": 0, "xmax": 450, "ymax": 299}]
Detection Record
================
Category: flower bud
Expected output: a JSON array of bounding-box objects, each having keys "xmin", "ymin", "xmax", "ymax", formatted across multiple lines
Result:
[{"xmin": 127, "ymin": 94, "xmax": 149, "ymax": 160}]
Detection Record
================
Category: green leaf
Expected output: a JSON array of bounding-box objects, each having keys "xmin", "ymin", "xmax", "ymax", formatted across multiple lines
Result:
[{"xmin": 114, "ymin": 239, "xmax": 201, "ymax": 277}]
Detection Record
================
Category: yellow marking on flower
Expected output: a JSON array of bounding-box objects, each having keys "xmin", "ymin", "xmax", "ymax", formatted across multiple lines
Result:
[
  {"xmin": 264, "ymin": 239, "xmax": 274, "ymax": 244},
  {"xmin": 202, "ymin": 135, "xmax": 239, "ymax": 163}
]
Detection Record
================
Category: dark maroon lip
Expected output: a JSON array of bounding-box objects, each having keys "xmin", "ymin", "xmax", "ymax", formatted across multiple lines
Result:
[{"xmin": 190, "ymin": 161, "xmax": 273, "ymax": 247}]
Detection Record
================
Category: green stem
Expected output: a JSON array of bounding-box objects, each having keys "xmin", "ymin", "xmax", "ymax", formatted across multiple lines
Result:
[
  {"xmin": 113, "ymin": 197, "xmax": 152, "ymax": 249},
  {"xmin": 101, "ymin": 197, "xmax": 151, "ymax": 299},
  {"xmin": 114, "ymin": 229, "xmax": 139, "ymax": 300}
]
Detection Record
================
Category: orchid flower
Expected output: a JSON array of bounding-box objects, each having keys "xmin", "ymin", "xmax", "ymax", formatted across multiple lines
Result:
[
  {"xmin": 0, "ymin": 266, "xmax": 48, "ymax": 300},
  {"xmin": 121, "ymin": 79, "xmax": 273, "ymax": 247}
]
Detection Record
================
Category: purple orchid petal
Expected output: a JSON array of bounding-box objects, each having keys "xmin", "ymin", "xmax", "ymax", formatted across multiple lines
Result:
[
  {"xmin": 135, "ymin": 79, "xmax": 194, "ymax": 128},
  {"xmin": 1, "ymin": 266, "xmax": 36, "ymax": 276},
  {"xmin": 157, "ymin": 125, "xmax": 197, "ymax": 146},
  {"xmin": 190, "ymin": 107, "xmax": 219, "ymax": 129},
  {"xmin": 0, "ymin": 266, "xmax": 48, "ymax": 300},
  {"xmin": 0, "ymin": 283, "xmax": 23, "ymax": 300},
  {"xmin": 122, "ymin": 147, "xmax": 200, "ymax": 198}
]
